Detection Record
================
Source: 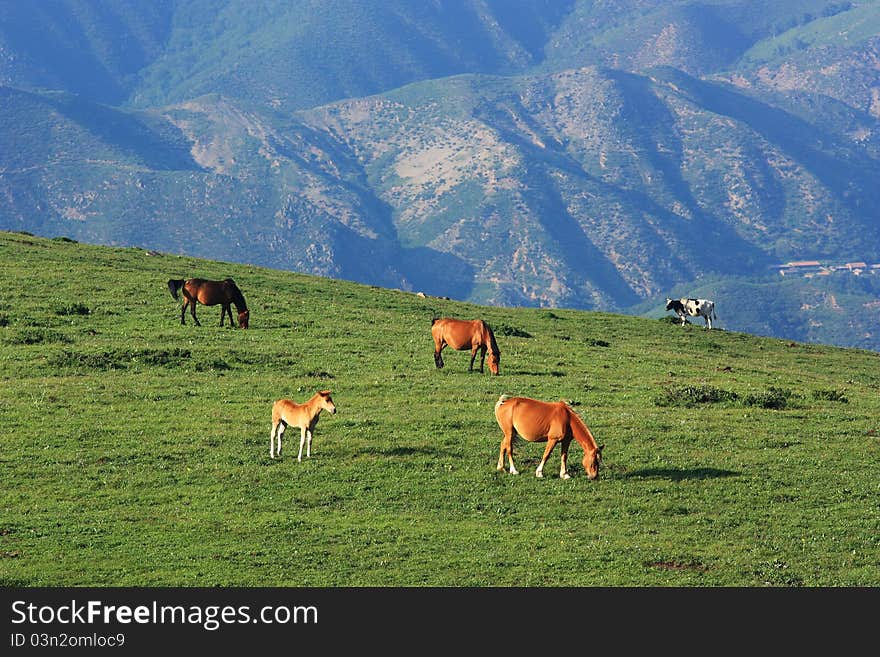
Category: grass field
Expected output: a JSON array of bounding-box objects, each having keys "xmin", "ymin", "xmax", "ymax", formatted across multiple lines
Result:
[{"xmin": 1, "ymin": 230, "xmax": 878, "ymax": 586}]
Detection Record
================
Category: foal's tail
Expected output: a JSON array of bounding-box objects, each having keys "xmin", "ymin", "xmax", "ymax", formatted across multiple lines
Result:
[{"xmin": 167, "ymin": 279, "xmax": 184, "ymax": 301}]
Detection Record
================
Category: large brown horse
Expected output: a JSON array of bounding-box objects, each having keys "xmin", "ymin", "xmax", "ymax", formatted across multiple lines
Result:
[
  {"xmin": 494, "ymin": 395, "xmax": 603, "ymax": 479},
  {"xmin": 431, "ymin": 317, "xmax": 500, "ymax": 375},
  {"xmin": 168, "ymin": 278, "xmax": 249, "ymax": 328}
]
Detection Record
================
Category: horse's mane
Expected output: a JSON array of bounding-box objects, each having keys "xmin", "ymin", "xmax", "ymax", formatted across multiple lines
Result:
[
  {"xmin": 167, "ymin": 279, "xmax": 184, "ymax": 301},
  {"xmin": 565, "ymin": 404, "xmax": 598, "ymax": 451},
  {"xmin": 483, "ymin": 321, "xmax": 500, "ymax": 356},
  {"xmin": 224, "ymin": 279, "xmax": 247, "ymax": 310}
]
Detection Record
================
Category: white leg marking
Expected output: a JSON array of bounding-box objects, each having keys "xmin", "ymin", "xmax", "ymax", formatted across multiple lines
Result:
[{"xmin": 298, "ymin": 427, "xmax": 306, "ymax": 461}]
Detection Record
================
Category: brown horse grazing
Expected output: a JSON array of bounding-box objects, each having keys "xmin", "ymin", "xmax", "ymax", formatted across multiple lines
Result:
[
  {"xmin": 168, "ymin": 278, "xmax": 249, "ymax": 328},
  {"xmin": 431, "ymin": 317, "xmax": 500, "ymax": 375},
  {"xmin": 269, "ymin": 390, "xmax": 337, "ymax": 461},
  {"xmin": 494, "ymin": 395, "xmax": 603, "ymax": 479}
]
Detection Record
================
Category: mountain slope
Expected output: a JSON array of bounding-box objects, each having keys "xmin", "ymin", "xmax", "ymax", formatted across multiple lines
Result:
[{"xmin": 2, "ymin": 63, "xmax": 879, "ymax": 343}]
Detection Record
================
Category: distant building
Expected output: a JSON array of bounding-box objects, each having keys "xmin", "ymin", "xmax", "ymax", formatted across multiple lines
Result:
[{"xmin": 777, "ymin": 260, "xmax": 823, "ymax": 276}]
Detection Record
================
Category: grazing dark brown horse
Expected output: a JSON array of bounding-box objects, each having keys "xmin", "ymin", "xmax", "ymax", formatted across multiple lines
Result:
[
  {"xmin": 431, "ymin": 317, "xmax": 500, "ymax": 375},
  {"xmin": 167, "ymin": 278, "xmax": 249, "ymax": 328},
  {"xmin": 494, "ymin": 395, "xmax": 603, "ymax": 479}
]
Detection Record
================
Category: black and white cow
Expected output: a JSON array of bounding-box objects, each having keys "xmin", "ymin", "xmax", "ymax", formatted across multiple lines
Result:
[{"xmin": 665, "ymin": 297, "xmax": 717, "ymax": 329}]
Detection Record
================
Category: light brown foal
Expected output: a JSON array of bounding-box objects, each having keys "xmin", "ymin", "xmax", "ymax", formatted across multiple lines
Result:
[{"xmin": 269, "ymin": 390, "xmax": 337, "ymax": 461}]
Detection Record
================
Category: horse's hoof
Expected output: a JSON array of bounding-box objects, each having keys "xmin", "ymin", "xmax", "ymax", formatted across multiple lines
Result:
[
  {"xmin": 561, "ymin": 473, "xmax": 571, "ymax": 480},
  {"xmin": 535, "ymin": 471, "xmax": 543, "ymax": 478},
  {"xmin": 510, "ymin": 469, "xmax": 519, "ymax": 475}
]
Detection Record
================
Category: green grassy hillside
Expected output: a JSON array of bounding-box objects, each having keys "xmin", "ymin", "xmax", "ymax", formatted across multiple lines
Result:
[{"xmin": 1, "ymin": 230, "xmax": 878, "ymax": 586}]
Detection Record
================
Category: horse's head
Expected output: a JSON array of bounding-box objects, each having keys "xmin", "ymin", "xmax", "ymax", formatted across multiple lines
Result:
[
  {"xmin": 665, "ymin": 298, "xmax": 674, "ymax": 311},
  {"xmin": 583, "ymin": 444, "xmax": 604, "ymax": 480},
  {"xmin": 488, "ymin": 350, "xmax": 501, "ymax": 375},
  {"xmin": 237, "ymin": 309, "xmax": 250, "ymax": 329},
  {"xmin": 319, "ymin": 390, "xmax": 337, "ymax": 414}
]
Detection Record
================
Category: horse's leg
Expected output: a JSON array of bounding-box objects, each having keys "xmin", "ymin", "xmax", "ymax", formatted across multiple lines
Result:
[
  {"xmin": 434, "ymin": 341, "xmax": 445, "ymax": 369},
  {"xmin": 469, "ymin": 345, "xmax": 478, "ymax": 372},
  {"xmin": 536, "ymin": 439, "xmax": 558, "ymax": 478},
  {"xmin": 221, "ymin": 304, "xmax": 233, "ymax": 327},
  {"xmin": 269, "ymin": 422, "xmax": 279, "ymax": 459},
  {"xmin": 497, "ymin": 428, "xmax": 519, "ymax": 475},
  {"xmin": 306, "ymin": 428, "xmax": 313, "ymax": 458},
  {"xmin": 297, "ymin": 426, "xmax": 307, "ymax": 461},
  {"xmin": 479, "ymin": 345, "xmax": 486, "ymax": 373},
  {"xmin": 180, "ymin": 300, "xmax": 188, "ymax": 325},
  {"xmin": 275, "ymin": 422, "xmax": 285, "ymax": 458},
  {"xmin": 190, "ymin": 300, "xmax": 200, "ymax": 326},
  {"xmin": 559, "ymin": 437, "xmax": 572, "ymax": 480}
]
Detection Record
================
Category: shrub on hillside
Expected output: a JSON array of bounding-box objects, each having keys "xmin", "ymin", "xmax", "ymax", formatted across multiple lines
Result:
[
  {"xmin": 653, "ymin": 385, "xmax": 738, "ymax": 407},
  {"xmin": 743, "ymin": 386, "xmax": 798, "ymax": 410},
  {"xmin": 811, "ymin": 388, "xmax": 848, "ymax": 403},
  {"xmin": 55, "ymin": 302, "xmax": 90, "ymax": 316},
  {"xmin": 493, "ymin": 323, "xmax": 532, "ymax": 338}
]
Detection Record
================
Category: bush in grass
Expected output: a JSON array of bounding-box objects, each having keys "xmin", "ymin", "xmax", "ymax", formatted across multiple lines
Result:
[
  {"xmin": 195, "ymin": 359, "xmax": 231, "ymax": 372},
  {"xmin": 49, "ymin": 348, "xmax": 192, "ymax": 370},
  {"xmin": 493, "ymin": 323, "xmax": 532, "ymax": 338},
  {"xmin": 55, "ymin": 302, "xmax": 90, "ymax": 316},
  {"xmin": 653, "ymin": 385, "xmax": 739, "ymax": 407},
  {"xmin": 5, "ymin": 328, "xmax": 71, "ymax": 345},
  {"xmin": 811, "ymin": 388, "xmax": 848, "ymax": 403},
  {"xmin": 743, "ymin": 386, "xmax": 797, "ymax": 409}
]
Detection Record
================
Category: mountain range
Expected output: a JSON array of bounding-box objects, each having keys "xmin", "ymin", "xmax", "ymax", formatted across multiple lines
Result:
[{"xmin": 1, "ymin": 0, "xmax": 879, "ymax": 349}]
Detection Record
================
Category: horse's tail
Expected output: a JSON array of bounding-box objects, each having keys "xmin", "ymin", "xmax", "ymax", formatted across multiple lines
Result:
[
  {"xmin": 167, "ymin": 279, "xmax": 184, "ymax": 301},
  {"xmin": 431, "ymin": 316, "xmax": 440, "ymax": 326},
  {"xmin": 495, "ymin": 394, "xmax": 509, "ymax": 410}
]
